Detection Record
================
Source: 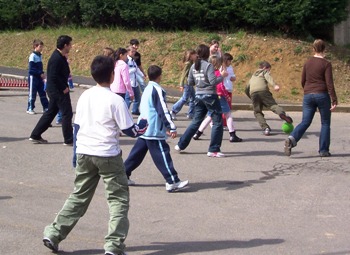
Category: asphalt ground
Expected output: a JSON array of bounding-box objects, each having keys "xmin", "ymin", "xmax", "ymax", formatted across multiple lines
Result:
[{"xmin": 1, "ymin": 87, "xmax": 350, "ymax": 255}]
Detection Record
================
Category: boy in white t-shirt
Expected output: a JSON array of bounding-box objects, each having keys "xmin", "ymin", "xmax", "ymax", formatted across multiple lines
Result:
[{"xmin": 42, "ymin": 55, "xmax": 147, "ymax": 255}]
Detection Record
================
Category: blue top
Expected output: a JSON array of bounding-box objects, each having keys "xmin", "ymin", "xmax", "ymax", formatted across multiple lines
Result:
[
  {"xmin": 138, "ymin": 81, "xmax": 176, "ymax": 140},
  {"xmin": 28, "ymin": 51, "xmax": 44, "ymax": 77}
]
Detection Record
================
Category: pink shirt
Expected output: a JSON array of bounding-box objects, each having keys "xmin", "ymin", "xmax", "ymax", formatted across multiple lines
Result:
[{"xmin": 110, "ymin": 60, "xmax": 134, "ymax": 96}]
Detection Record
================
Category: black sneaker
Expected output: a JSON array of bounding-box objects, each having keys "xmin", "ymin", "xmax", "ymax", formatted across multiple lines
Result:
[
  {"xmin": 229, "ymin": 132, "xmax": 243, "ymax": 142},
  {"xmin": 193, "ymin": 131, "xmax": 202, "ymax": 140},
  {"xmin": 43, "ymin": 237, "xmax": 58, "ymax": 252},
  {"xmin": 29, "ymin": 137, "xmax": 48, "ymax": 144},
  {"xmin": 279, "ymin": 113, "xmax": 293, "ymax": 124},
  {"xmin": 284, "ymin": 138, "xmax": 292, "ymax": 156},
  {"xmin": 319, "ymin": 152, "xmax": 331, "ymax": 157}
]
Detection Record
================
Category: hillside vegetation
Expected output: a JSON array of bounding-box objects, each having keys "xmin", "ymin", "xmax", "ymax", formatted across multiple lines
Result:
[{"xmin": 0, "ymin": 28, "xmax": 349, "ymax": 103}]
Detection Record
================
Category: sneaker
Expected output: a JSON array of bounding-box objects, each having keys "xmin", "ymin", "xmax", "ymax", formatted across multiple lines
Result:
[
  {"xmin": 166, "ymin": 180, "xmax": 189, "ymax": 192},
  {"xmin": 279, "ymin": 113, "xmax": 293, "ymax": 124},
  {"xmin": 192, "ymin": 131, "xmax": 202, "ymax": 140},
  {"xmin": 264, "ymin": 128, "xmax": 271, "ymax": 136},
  {"xmin": 56, "ymin": 121, "xmax": 62, "ymax": 125},
  {"xmin": 63, "ymin": 142, "xmax": 73, "ymax": 146},
  {"xmin": 43, "ymin": 108, "xmax": 48, "ymax": 113},
  {"xmin": 26, "ymin": 109, "xmax": 36, "ymax": 115},
  {"xmin": 207, "ymin": 152, "xmax": 225, "ymax": 158},
  {"xmin": 319, "ymin": 152, "xmax": 331, "ymax": 157},
  {"xmin": 131, "ymin": 111, "xmax": 140, "ymax": 116},
  {"xmin": 29, "ymin": 137, "xmax": 48, "ymax": 144},
  {"xmin": 170, "ymin": 111, "xmax": 177, "ymax": 120},
  {"xmin": 105, "ymin": 252, "xmax": 128, "ymax": 255},
  {"xmin": 284, "ymin": 138, "xmax": 292, "ymax": 156},
  {"xmin": 43, "ymin": 237, "xmax": 58, "ymax": 252},
  {"xmin": 127, "ymin": 178, "xmax": 135, "ymax": 186},
  {"xmin": 174, "ymin": 144, "xmax": 182, "ymax": 152},
  {"xmin": 186, "ymin": 115, "xmax": 193, "ymax": 119},
  {"xmin": 229, "ymin": 132, "xmax": 243, "ymax": 142}
]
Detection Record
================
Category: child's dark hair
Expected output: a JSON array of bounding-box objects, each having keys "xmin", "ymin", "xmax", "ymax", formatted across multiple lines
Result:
[
  {"xmin": 33, "ymin": 39, "xmax": 43, "ymax": 49},
  {"xmin": 90, "ymin": 55, "xmax": 114, "ymax": 84},
  {"xmin": 183, "ymin": 49, "xmax": 196, "ymax": 63},
  {"xmin": 194, "ymin": 44, "xmax": 210, "ymax": 71},
  {"xmin": 313, "ymin": 39, "xmax": 326, "ymax": 53},
  {"xmin": 210, "ymin": 39, "xmax": 220, "ymax": 46},
  {"xmin": 130, "ymin": 39, "xmax": 140, "ymax": 45},
  {"xmin": 259, "ymin": 61, "xmax": 271, "ymax": 69},
  {"xmin": 114, "ymin": 47, "xmax": 127, "ymax": 61},
  {"xmin": 148, "ymin": 65, "xmax": 162, "ymax": 81},
  {"xmin": 56, "ymin": 35, "xmax": 72, "ymax": 50},
  {"xmin": 223, "ymin": 53, "xmax": 233, "ymax": 63},
  {"xmin": 102, "ymin": 47, "xmax": 115, "ymax": 58}
]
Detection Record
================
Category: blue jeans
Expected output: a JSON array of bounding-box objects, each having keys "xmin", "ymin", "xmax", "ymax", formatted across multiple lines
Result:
[
  {"xmin": 172, "ymin": 85, "xmax": 195, "ymax": 118},
  {"xmin": 178, "ymin": 94, "xmax": 223, "ymax": 152},
  {"xmin": 289, "ymin": 93, "xmax": 331, "ymax": 153},
  {"xmin": 125, "ymin": 86, "xmax": 141, "ymax": 114}
]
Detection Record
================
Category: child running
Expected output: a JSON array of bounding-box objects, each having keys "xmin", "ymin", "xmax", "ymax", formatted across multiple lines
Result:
[
  {"xmin": 42, "ymin": 55, "xmax": 148, "ymax": 255},
  {"xmin": 170, "ymin": 49, "xmax": 197, "ymax": 120},
  {"xmin": 124, "ymin": 65, "xmax": 189, "ymax": 192},
  {"xmin": 246, "ymin": 61, "xmax": 293, "ymax": 135},
  {"xmin": 193, "ymin": 55, "xmax": 242, "ymax": 143}
]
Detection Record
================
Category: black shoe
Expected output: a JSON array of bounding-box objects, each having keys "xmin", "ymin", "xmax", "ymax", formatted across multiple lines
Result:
[
  {"xmin": 131, "ymin": 111, "xmax": 140, "ymax": 116},
  {"xmin": 193, "ymin": 131, "xmax": 202, "ymax": 140},
  {"xmin": 279, "ymin": 113, "xmax": 293, "ymax": 123},
  {"xmin": 229, "ymin": 132, "xmax": 243, "ymax": 142},
  {"xmin": 319, "ymin": 152, "xmax": 331, "ymax": 157},
  {"xmin": 43, "ymin": 237, "xmax": 58, "ymax": 252}
]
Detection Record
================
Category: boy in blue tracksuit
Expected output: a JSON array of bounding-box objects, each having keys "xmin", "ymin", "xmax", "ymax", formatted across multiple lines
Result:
[
  {"xmin": 27, "ymin": 39, "xmax": 49, "ymax": 114},
  {"xmin": 124, "ymin": 65, "xmax": 189, "ymax": 192}
]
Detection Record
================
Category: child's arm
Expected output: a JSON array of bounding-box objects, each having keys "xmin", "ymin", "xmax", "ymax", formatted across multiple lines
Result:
[
  {"xmin": 122, "ymin": 65, "xmax": 134, "ymax": 98},
  {"xmin": 179, "ymin": 62, "xmax": 192, "ymax": 88},
  {"xmin": 264, "ymin": 71, "xmax": 280, "ymax": 91},
  {"xmin": 151, "ymin": 87, "xmax": 176, "ymax": 133},
  {"xmin": 121, "ymin": 119, "xmax": 148, "ymax": 137}
]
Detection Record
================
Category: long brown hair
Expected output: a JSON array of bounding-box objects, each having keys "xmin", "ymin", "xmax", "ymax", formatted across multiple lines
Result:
[{"xmin": 194, "ymin": 44, "xmax": 210, "ymax": 71}]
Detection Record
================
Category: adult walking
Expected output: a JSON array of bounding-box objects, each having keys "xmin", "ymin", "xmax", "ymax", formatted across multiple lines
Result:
[
  {"xmin": 175, "ymin": 44, "xmax": 227, "ymax": 158},
  {"xmin": 284, "ymin": 39, "xmax": 337, "ymax": 157},
  {"xmin": 29, "ymin": 35, "xmax": 74, "ymax": 145}
]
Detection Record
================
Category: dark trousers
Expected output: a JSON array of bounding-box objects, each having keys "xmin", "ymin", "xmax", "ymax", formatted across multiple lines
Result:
[
  {"xmin": 178, "ymin": 94, "xmax": 223, "ymax": 152},
  {"xmin": 30, "ymin": 91, "xmax": 73, "ymax": 144},
  {"xmin": 27, "ymin": 76, "xmax": 49, "ymax": 111},
  {"xmin": 124, "ymin": 138, "xmax": 180, "ymax": 184}
]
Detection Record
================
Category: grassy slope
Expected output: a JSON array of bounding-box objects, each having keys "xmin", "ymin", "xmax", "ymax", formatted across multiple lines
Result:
[{"xmin": 0, "ymin": 27, "xmax": 349, "ymax": 103}]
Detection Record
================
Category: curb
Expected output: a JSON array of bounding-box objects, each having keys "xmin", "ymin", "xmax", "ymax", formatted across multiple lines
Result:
[{"xmin": 1, "ymin": 73, "xmax": 350, "ymax": 113}]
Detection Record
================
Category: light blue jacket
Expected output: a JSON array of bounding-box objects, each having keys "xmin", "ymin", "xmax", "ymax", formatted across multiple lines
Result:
[{"xmin": 138, "ymin": 81, "xmax": 176, "ymax": 140}]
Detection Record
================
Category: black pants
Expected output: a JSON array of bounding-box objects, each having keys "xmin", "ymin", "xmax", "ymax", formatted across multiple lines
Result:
[{"xmin": 30, "ymin": 91, "xmax": 73, "ymax": 144}]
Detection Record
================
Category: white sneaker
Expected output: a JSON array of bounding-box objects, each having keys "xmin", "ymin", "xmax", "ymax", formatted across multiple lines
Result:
[
  {"xmin": 26, "ymin": 109, "xmax": 36, "ymax": 115},
  {"xmin": 174, "ymin": 145, "xmax": 182, "ymax": 153},
  {"xmin": 127, "ymin": 179, "xmax": 135, "ymax": 186},
  {"xmin": 165, "ymin": 180, "xmax": 189, "ymax": 192},
  {"xmin": 170, "ymin": 111, "xmax": 177, "ymax": 120},
  {"xmin": 264, "ymin": 128, "xmax": 271, "ymax": 136},
  {"xmin": 207, "ymin": 152, "xmax": 225, "ymax": 158}
]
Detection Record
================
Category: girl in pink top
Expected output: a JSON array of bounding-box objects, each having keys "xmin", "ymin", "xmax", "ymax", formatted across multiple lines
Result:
[{"xmin": 110, "ymin": 48, "xmax": 134, "ymax": 100}]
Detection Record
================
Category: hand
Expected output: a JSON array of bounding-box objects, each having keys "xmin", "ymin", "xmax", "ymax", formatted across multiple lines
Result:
[
  {"xmin": 63, "ymin": 87, "xmax": 70, "ymax": 94},
  {"xmin": 221, "ymin": 71, "xmax": 228, "ymax": 77},
  {"xmin": 167, "ymin": 130, "xmax": 177, "ymax": 139},
  {"xmin": 130, "ymin": 95, "xmax": 135, "ymax": 101},
  {"xmin": 230, "ymin": 77, "xmax": 236, "ymax": 82},
  {"xmin": 330, "ymin": 104, "xmax": 337, "ymax": 111},
  {"xmin": 41, "ymin": 73, "xmax": 46, "ymax": 80},
  {"xmin": 274, "ymin": 85, "xmax": 280, "ymax": 92}
]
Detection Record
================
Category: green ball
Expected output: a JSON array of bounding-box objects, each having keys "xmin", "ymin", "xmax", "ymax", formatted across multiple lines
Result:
[{"xmin": 282, "ymin": 122, "xmax": 294, "ymax": 134}]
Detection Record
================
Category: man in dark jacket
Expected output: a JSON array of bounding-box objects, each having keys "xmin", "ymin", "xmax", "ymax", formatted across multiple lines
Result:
[{"xmin": 29, "ymin": 35, "xmax": 73, "ymax": 145}]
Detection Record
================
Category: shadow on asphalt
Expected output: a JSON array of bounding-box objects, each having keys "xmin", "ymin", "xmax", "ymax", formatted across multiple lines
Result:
[
  {"xmin": 127, "ymin": 238, "xmax": 285, "ymax": 254},
  {"xmin": 58, "ymin": 249, "xmax": 104, "ymax": 254}
]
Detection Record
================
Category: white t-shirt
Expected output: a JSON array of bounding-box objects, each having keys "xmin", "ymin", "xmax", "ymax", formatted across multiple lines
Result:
[
  {"xmin": 74, "ymin": 86, "xmax": 134, "ymax": 157},
  {"xmin": 222, "ymin": 66, "xmax": 236, "ymax": 92}
]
